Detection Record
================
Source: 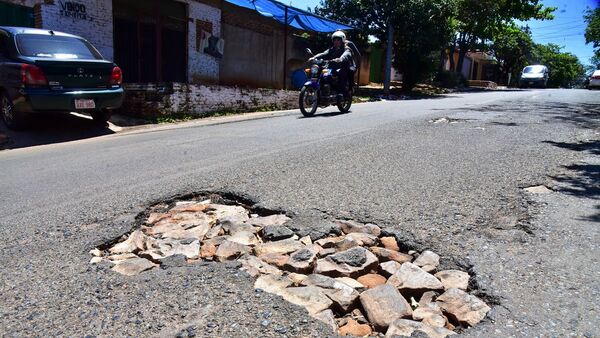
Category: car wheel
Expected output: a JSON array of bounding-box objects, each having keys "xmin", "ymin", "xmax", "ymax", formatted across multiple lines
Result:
[
  {"xmin": 1, "ymin": 93, "xmax": 27, "ymax": 130},
  {"xmin": 91, "ymin": 109, "xmax": 111, "ymax": 126}
]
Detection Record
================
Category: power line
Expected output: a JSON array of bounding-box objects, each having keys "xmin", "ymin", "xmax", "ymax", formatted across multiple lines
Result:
[
  {"xmin": 533, "ymin": 24, "xmax": 586, "ymax": 31},
  {"xmin": 528, "ymin": 20, "xmax": 586, "ymax": 29}
]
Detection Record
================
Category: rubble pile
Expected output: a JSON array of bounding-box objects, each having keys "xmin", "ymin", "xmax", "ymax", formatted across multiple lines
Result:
[{"xmin": 91, "ymin": 198, "xmax": 490, "ymax": 337}]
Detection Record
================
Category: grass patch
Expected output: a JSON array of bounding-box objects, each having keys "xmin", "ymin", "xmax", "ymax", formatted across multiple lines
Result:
[{"xmin": 151, "ymin": 110, "xmax": 241, "ymax": 124}]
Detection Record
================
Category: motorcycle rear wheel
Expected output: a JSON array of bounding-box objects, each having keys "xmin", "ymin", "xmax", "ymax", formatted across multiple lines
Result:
[{"xmin": 299, "ymin": 86, "xmax": 319, "ymax": 117}]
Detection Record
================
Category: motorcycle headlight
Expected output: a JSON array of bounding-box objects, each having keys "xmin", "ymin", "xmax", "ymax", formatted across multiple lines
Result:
[{"xmin": 311, "ymin": 65, "xmax": 319, "ymax": 76}]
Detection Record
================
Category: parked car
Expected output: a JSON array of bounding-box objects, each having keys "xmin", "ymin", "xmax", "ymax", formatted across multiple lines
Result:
[
  {"xmin": 0, "ymin": 26, "xmax": 124, "ymax": 129},
  {"xmin": 588, "ymin": 70, "xmax": 600, "ymax": 90},
  {"xmin": 519, "ymin": 65, "xmax": 549, "ymax": 88}
]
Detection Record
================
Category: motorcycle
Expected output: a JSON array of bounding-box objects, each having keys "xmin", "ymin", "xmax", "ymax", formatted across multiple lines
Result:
[{"xmin": 299, "ymin": 48, "xmax": 353, "ymax": 117}]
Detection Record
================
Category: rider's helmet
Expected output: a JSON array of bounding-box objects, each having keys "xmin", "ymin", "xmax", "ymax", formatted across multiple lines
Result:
[{"xmin": 331, "ymin": 31, "xmax": 346, "ymax": 43}]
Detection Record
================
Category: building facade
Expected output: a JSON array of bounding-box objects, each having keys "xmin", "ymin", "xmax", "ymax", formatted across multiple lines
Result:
[{"xmin": 0, "ymin": 0, "xmax": 222, "ymax": 84}]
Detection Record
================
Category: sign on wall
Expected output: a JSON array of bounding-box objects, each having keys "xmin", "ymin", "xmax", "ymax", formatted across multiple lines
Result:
[{"xmin": 59, "ymin": 1, "xmax": 92, "ymax": 21}]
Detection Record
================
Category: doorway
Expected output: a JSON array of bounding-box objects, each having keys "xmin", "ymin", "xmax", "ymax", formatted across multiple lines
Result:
[{"xmin": 113, "ymin": 0, "xmax": 187, "ymax": 83}]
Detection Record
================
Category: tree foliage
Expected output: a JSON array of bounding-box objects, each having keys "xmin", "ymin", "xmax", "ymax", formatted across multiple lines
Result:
[
  {"xmin": 451, "ymin": 0, "xmax": 554, "ymax": 71},
  {"xmin": 317, "ymin": 0, "xmax": 456, "ymax": 92},
  {"xmin": 315, "ymin": 0, "xmax": 559, "ymax": 90},
  {"xmin": 530, "ymin": 43, "xmax": 585, "ymax": 88},
  {"xmin": 491, "ymin": 24, "xmax": 534, "ymax": 85},
  {"xmin": 584, "ymin": 7, "xmax": 600, "ymax": 60}
]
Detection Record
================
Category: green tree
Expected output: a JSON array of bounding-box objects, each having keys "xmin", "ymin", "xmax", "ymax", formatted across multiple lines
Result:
[
  {"xmin": 491, "ymin": 24, "xmax": 534, "ymax": 86},
  {"xmin": 452, "ymin": 0, "xmax": 554, "ymax": 72},
  {"xmin": 584, "ymin": 7, "xmax": 600, "ymax": 59},
  {"xmin": 530, "ymin": 43, "xmax": 585, "ymax": 88},
  {"xmin": 316, "ymin": 0, "xmax": 456, "ymax": 92}
]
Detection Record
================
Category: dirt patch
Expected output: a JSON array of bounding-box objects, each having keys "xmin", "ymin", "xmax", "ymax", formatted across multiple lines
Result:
[{"xmin": 91, "ymin": 193, "xmax": 491, "ymax": 337}]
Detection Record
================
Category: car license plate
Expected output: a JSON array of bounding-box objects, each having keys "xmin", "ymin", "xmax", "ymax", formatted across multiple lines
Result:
[
  {"xmin": 529, "ymin": 82, "xmax": 534, "ymax": 85},
  {"xmin": 75, "ymin": 99, "xmax": 95, "ymax": 109}
]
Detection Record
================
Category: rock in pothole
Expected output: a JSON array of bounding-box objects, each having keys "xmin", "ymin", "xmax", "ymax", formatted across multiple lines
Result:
[{"xmin": 91, "ymin": 194, "xmax": 490, "ymax": 337}]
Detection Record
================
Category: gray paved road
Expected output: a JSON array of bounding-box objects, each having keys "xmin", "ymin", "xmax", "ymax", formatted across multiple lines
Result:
[{"xmin": 0, "ymin": 89, "xmax": 598, "ymax": 337}]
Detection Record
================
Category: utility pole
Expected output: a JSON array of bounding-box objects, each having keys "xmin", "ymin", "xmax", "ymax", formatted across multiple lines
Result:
[
  {"xmin": 283, "ymin": 6, "xmax": 288, "ymax": 90},
  {"xmin": 384, "ymin": 24, "xmax": 394, "ymax": 97}
]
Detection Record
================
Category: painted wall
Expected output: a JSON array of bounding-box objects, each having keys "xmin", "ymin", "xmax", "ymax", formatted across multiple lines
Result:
[
  {"xmin": 188, "ymin": 0, "xmax": 221, "ymax": 84},
  {"xmin": 38, "ymin": 0, "xmax": 114, "ymax": 60}
]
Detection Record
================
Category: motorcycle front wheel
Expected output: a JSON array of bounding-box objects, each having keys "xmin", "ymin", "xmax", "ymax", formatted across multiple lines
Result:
[
  {"xmin": 299, "ymin": 86, "xmax": 319, "ymax": 117},
  {"xmin": 337, "ymin": 94, "xmax": 352, "ymax": 114}
]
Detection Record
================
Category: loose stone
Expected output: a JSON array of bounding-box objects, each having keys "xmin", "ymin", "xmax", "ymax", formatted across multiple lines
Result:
[
  {"xmin": 435, "ymin": 288, "xmax": 491, "ymax": 327},
  {"xmin": 338, "ymin": 318, "xmax": 373, "ymax": 337},
  {"xmin": 279, "ymin": 286, "xmax": 333, "ymax": 315},
  {"xmin": 246, "ymin": 214, "xmax": 291, "ymax": 227},
  {"xmin": 413, "ymin": 250, "xmax": 440, "ymax": 273},
  {"xmin": 287, "ymin": 273, "xmax": 308, "ymax": 285},
  {"xmin": 254, "ymin": 239, "xmax": 304, "ymax": 256},
  {"xmin": 312, "ymin": 309, "xmax": 337, "ymax": 332},
  {"xmin": 215, "ymin": 240, "xmax": 251, "ymax": 262},
  {"xmin": 111, "ymin": 257, "xmax": 157, "ymax": 276},
  {"xmin": 314, "ymin": 247, "xmax": 379, "ymax": 278},
  {"xmin": 335, "ymin": 220, "xmax": 381, "ymax": 236},
  {"xmin": 380, "ymin": 236, "xmax": 400, "ymax": 251},
  {"xmin": 335, "ymin": 277, "xmax": 366, "ymax": 290},
  {"xmin": 371, "ymin": 247, "xmax": 413, "ymax": 264},
  {"xmin": 435, "ymin": 270, "xmax": 470, "ymax": 291},
  {"xmin": 258, "ymin": 253, "xmax": 289, "ymax": 268},
  {"xmin": 300, "ymin": 274, "xmax": 360, "ymax": 312},
  {"xmin": 294, "ymin": 222, "xmax": 342, "ymax": 241},
  {"xmin": 200, "ymin": 243, "xmax": 217, "ymax": 259},
  {"xmin": 109, "ymin": 230, "xmax": 154, "ymax": 254},
  {"xmin": 254, "ymin": 274, "xmax": 292, "ymax": 296},
  {"xmin": 380, "ymin": 261, "xmax": 402, "ymax": 277},
  {"xmin": 228, "ymin": 231, "xmax": 260, "ymax": 246},
  {"xmin": 239, "ymin": 255, "xmax": 282, "ymax": 277},
  {"xmin": 360, "ymin": 284, "xmax": 413, "ymax": 330},
  {"xmin": 357, "ymin": 274, "xmax": 387, "ymax": 289},
  {"xmin": 261, "ymin": 225, "xmax": 295, "ymax": 242},
  {"xmin": 385, "ymin": 319, "xmax": 456, "ymax": 338},
  {"xmin": 387, "ymin": 262, "xmax": 444, "ymax": 293},
  {"xmin": 207, "ymin": 204, "xmax": 250, "ymax": 223},
  {"xmin": 284, "ymin": 247, "xmax": 319, "ymax": 274}
]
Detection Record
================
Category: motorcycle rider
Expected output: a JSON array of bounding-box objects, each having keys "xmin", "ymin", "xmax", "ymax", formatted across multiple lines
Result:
[{"xmin": 309, "ymin": 31, "xmax": 354, "ymax": 101}]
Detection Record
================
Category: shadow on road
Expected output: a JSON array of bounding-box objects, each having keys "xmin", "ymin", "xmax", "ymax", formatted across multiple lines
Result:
[
  {"xmin": 544, "ymin": 139, "xmax": 600, "ymax": 222},
  {"xmin": 298, "ymin": 111, "xmax": 351, "ymax": 119},
  {"xmin": 0, "ymin": 113, "xmax": 115, "ymax": 150}
]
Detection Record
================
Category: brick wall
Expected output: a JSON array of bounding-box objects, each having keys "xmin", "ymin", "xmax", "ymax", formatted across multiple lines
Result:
[
  {"xmin": 39, "ymin": 0, "xmax": 114, "ymax": 61},
  {"xmin": 118, "ymin": 83, "xmax": 298, "ymax": 119}
]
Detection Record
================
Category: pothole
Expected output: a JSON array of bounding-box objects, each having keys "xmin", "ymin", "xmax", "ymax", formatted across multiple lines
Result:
[
  {"xmin": 90, "ymin": 193, "xmax": 491, "ymax": 337},
  {"xmin": 429, "ymin": 117, "xmax": 472, "ymax": 124},
  {"xmin": 523, "ymin": 185, "xmax": 553, "ymax": 194}
]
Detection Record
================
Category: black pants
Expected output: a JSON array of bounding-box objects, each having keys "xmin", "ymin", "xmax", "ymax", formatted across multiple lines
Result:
[{"xmin": 335, "ymin": 66, "xmax": 351, "ymax": 98}]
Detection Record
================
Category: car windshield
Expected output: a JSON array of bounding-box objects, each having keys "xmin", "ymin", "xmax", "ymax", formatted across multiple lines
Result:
[
  {"xmin": 523, "ymin": 66, "xmax": 545, "ymax": 74},
  {"xmin": 16, "ymin": 34, "xmax": 102, "ymax": 60}
]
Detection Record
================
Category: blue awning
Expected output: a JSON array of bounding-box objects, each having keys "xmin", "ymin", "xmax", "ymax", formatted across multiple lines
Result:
[{"xmin": 224, "ymin": 0, "xmax": 353, "ymax": 33}]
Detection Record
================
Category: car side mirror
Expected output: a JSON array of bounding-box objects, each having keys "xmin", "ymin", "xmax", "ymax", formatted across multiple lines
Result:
[{"xmin": 306, "ymin": 48, "xmax": 313, "ymax": 56}]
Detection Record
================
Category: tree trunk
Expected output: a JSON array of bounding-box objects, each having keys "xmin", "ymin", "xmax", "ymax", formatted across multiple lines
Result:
[
  {"xmin": 384, "ymin": 25, "xmax": 394, "ymax": 97},
  {"xmin": 448, "ymin": 42, "xmax": 456, "ymax": 71},
  {"xmin": 456, "ymin": 49, "xmax": 467, "ymax": 76}
]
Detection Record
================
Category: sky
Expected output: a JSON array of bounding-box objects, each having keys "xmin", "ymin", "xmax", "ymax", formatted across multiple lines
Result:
[{"xmin": 285, "ymin": 0, "xmax": 598, "ymax": 65}]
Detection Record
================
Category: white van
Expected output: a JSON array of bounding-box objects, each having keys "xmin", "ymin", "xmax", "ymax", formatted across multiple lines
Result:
[{"xmin": 519, "ymin": 65, "xmax": 549, "ymax": 88}]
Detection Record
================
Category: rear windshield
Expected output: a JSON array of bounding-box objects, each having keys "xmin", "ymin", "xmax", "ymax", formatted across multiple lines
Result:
[
  {"xmin": 523, "ymin": 66, "xmax": 545, "ymax": 74},
  {"xmin": 16, "ymin": 34, "xmax": 102, "ymax": 60}
]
